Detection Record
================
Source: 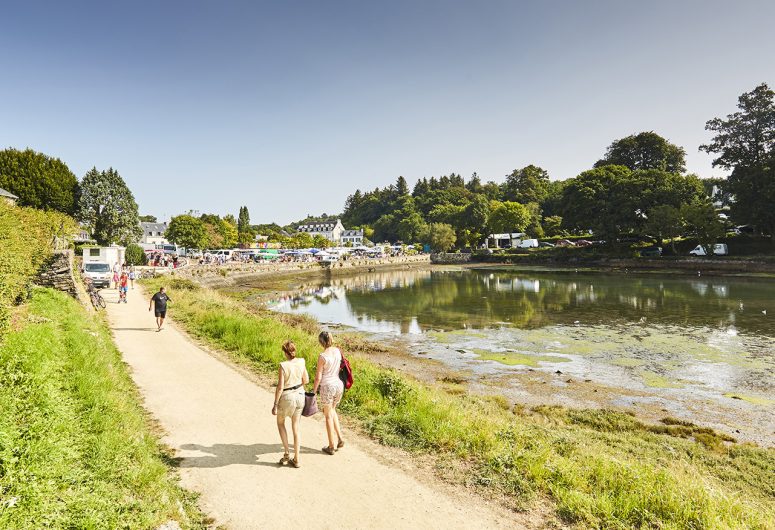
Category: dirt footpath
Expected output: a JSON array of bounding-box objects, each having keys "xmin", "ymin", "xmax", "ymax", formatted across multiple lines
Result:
[{"xmin": 106, "ymin": 286, "xmax": 519, "ymax": 530}]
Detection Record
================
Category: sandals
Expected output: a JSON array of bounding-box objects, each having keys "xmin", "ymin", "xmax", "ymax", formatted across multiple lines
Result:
[
  {"xmin": 322, "ymin": 446, "xmax": 336, "ymax": 455},
  {"xmin": 290, "ymin": 458, "xmax": 300, "ymax": 468},
  {"xmin": 337, "ymin": 439, "xmax": 345, "ymax": 449},
  {"xmin": 279, "ymin": 453, "xmax": 290, "ymax": 465}
]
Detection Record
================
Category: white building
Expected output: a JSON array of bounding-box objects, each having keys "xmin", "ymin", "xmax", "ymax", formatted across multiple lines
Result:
[
  {"xmin": 341, "ymin": 229, "xmax": 364, "ymax": 245},
  {"xmin": 141, "ymin": 222, "xmax": 169, "ymax": 245},
  {"xmin": 488, "ymin": 232, "xmax": 528, "ymax": 249},
  {"xmin": 0, "ymin": 187, "xmax": 18, "ymax": 205},
  {"xmin": 297, "ymin": 219, "xmax": 345, "ymax": 242}
]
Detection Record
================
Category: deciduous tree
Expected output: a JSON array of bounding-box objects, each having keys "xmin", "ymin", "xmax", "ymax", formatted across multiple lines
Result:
[
  {"xmin": 462, "ymin": 195, "xmax": 491, "ymax": 245},
  {"xmin": 78, "ymin": 167, "xmax": 142, "ymax": 245},
  {"xmin": 488, "ymin": 201, "xmax": 531, "ymax": 234},
  {"xmin": 700, "ymin": 83, "xmax": 775, "ymax": 170},
  {"xmin": 0, "ymin": 148, "xmax": 79, "ymax": 214},
  {"xmin": 680, "ymin": 200, "xmax": 725, "ymax": 255},
  {"xmin": 542, "ymin": 215, "xmax": 565, "ymax": 237},
  {"xmin": 166, "ymin": 215, "xmax": 206, "ymax": 249},
  {"xmin": 726, "ymin": 161, "xmax": 775, "ymax": 242},
  {"xmin": 397, "ymin": 212, "xmax": 427, "ymax": 243},
  {"xmin": 312, "ymin": 234, "xmax": 332, "ymax": 248},
  {"xmin": 423, "ymin": 222, "xmax": 456, "ymax": 252},
  {"xmin": 595, "ymin": 132, "xmax": 686, "ymax": 173},
  {"xmin": 502, "ymin": 165, "xmax": 550, "ymax": 204},
  {"xmin": 643, "ymin": 204, "xmax": 682, "ymax": 252}
]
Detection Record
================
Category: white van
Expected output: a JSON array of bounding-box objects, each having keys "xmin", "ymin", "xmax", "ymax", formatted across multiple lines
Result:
[
  {"xmin": 689, "ymin": 243, "xmax": 729, "ymax": 256},
  {"xmin": 82, "ymin": 262, "xmax": 112, "ymax": 288},
  {"xmin": 518, "ymin": 239, "xmax": 539, "ymax": 248}
]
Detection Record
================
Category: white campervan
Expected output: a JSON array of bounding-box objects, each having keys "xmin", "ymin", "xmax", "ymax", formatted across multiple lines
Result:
[
  {"xmin": 689, "ymin": 243, "xmax": 729, "ymax": 256},
  {"xmin": 82, "ymin": 246, "xmax": 125, "ymax": 287}
]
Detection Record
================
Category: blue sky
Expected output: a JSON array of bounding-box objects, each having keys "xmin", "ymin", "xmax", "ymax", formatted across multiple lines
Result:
[{"xmin": 2, "ymin": 1, "xmax": 773, "ymax": 224}]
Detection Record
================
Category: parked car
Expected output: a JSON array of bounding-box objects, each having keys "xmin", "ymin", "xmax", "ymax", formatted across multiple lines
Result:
[
  {"xmin": 575, "ymin": 239, "xmax": 593, "ymax": 247},
  {"xmin": 538, "ymin": 241, "xmax": 555, "ymax": 248},
  {"xmin": 555, "ymin": 239, "xmax": 576, "ymax": 247},
  {"xmin": 689, "ymin": 243, "xmax": 729, "ymax": 256},
  {"xmin": 640, "ymin": 246, "xmax": 662, "ymax": 257}
]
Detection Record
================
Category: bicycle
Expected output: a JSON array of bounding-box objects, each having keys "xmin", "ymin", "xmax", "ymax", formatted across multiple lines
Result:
[{"xmin": 84, "ymin": 278, "xmax": 107, "ymax": 309}]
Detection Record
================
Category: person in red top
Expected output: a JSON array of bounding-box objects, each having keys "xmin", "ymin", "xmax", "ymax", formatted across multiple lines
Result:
[{"xmin": 118, "ymin": 272, "xmax": 129, "ymax": 303}]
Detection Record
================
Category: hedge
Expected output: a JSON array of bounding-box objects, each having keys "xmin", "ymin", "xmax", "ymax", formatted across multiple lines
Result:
[{"xmin": 0, "ymin": 201, "xmax": 76, "ymax": 335}]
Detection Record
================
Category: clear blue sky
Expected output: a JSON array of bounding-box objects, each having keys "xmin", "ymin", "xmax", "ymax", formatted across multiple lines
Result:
[{"xmin": 2, "ymin": 1, "xmax": 773, "ymax": 224}]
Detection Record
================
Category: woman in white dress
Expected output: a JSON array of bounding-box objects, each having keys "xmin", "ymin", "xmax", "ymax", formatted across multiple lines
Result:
[{"xmin": 312, "ymin": 331, "xmax": 345, "ymax": 455}]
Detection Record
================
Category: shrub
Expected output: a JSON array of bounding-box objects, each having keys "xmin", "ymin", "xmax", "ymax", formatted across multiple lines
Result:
[
  {"xmin": 167, "ymin": 278, "xmax": 199, "ymax": 291},
  {"xmin": 0, "ymin": 202, "xmax": 76, "ymax": 336},
  {"xmin": 374, "ymin": 371, "xmax": 413, "ymax": 405},
  {"xmin": 125, "ymin": 243, "xmax": 148, "ymax": 265}
]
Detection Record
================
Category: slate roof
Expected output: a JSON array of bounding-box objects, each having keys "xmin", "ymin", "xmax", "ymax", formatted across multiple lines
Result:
[
  {"xmin": 141, "ymin": 222, "xmax": 168, "ymax": 234},
  {"xmin": 0, "ymin": 187, "xmax": 18, "ymax": 199}
]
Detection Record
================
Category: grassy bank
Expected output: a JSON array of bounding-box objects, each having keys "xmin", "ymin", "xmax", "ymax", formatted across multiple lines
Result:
[
  {"xmin": 146, "ymin": 277, "xmax": 775, "ymax": 529},
  {"xmin": 0, "ymin": 288, "xmax": 205, "ymax": 529}
]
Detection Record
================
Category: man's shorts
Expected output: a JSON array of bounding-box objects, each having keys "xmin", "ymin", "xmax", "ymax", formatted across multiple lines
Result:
[
  {"xmin": 120, "ymin": 286, "xmax": 128, "ymax": 293},
  {"xmin": 155, "ymin": 310, "xmax": 167, "ymax": 318}
]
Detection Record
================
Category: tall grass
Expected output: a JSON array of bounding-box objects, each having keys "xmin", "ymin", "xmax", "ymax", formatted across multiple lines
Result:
[
  {"xmin": 0, "ymin": 288, "xmax": 205, "ymax": 529},
  {"xmin": 147, "ymin": 277, "xmax": 775, "ymax": 529}
]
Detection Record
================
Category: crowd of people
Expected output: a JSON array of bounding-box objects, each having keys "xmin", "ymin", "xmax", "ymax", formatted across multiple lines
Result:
[{"xmin": 147, "ymin": 251, "xmax": 179, "ymax": 268}]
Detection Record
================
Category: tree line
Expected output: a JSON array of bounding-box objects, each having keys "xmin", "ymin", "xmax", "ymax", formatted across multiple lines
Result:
[
  {"xmin": 2, "ymin": 82, "xmax": 772, "ymax": 253},
  {"xmin": 0, "ymin": 150, "xmax": 143, "ymax": 246},
  {"xmin": 338, "ymin": 83, "xmax": 775, "ymax": 251}
]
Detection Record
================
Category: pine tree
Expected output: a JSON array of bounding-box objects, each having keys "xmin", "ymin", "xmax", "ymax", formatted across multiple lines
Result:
[
  {"xmin": 237, "ymin": 206, "xmax": 252, "ymax": 245},
  {"xmin": 396, "ymin": 176, "xmax": 409, "ymax": 196}
]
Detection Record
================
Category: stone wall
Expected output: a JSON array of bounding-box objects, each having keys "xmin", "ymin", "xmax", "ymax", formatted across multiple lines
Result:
[
  {"xmin": 37, "ymin": 250, "xmax": 79, "ymax": 298},
  {"xmin": 178, "ymin": 254, "xmax": 431, "ymax": 288},
  {"xmin": 430, "ymin": 252, "xmax": 472, "ymax": 264}
]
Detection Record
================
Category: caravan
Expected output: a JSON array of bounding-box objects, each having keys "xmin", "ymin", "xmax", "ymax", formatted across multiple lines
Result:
[
  {"xmin": 689, "ymin": 244, "xmax": 729, "ymax": 256},
  {"xmin": 81, "ymin": 246, "xmax": 125, "ymax": 288}
]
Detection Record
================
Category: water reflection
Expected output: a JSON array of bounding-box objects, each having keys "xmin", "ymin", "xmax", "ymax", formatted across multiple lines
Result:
[{"xmin": 268, "ymin": 268, "xmax": 775, "ymax": 338}]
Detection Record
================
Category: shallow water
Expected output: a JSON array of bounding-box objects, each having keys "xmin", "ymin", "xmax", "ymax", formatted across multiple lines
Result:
[{"xmin": 264, "ymin": 267, "xmax": 775, "ymax": 442}]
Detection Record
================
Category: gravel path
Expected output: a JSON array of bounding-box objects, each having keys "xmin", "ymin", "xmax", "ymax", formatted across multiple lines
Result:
[{"xmin": 106, "ymin": 286, "xmax": 518, "ymax": 530}]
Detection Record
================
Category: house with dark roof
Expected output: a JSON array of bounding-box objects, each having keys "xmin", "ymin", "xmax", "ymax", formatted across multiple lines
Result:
[
  {"xmin": 140, "ymin": 222, "xmax": 169, "ymax": 245},
  {"xmin": 0, "ymin": 187, "xmax": 18, "ymax": 205},
  {"xmin": 297, "ymin": 219, "xmax": 345, "ymax": 242},
  {"xmin": 341, "ymin": 229, "xmax": 364, "ymax": 245}
]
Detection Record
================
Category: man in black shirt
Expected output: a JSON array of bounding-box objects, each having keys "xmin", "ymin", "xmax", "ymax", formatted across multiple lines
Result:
[{"xmin": 149, "ymin": 287, "xmax": 172, "ymax": 331}]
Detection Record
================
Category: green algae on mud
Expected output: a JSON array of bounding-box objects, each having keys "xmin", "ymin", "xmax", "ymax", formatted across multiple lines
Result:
[
  {"xmin": 723, "ymin": 393, "xmax": 775, "ymax": 406},
  {"xmin": 472, "ymin": 348, "xmax": 572, "ymax": 367},
  {"xmin": 639, "ymin": 370, "xmax": 684, "ymax": 389}
]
